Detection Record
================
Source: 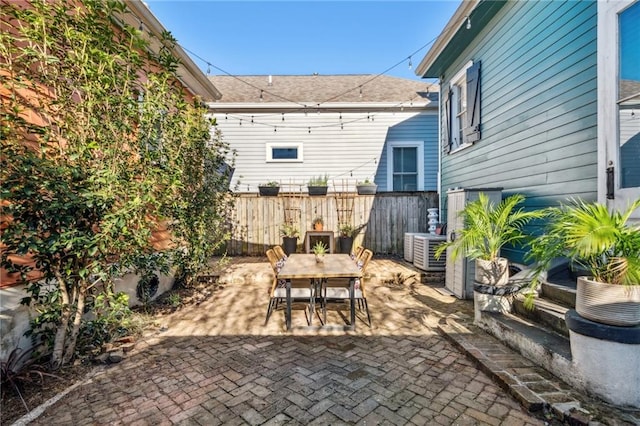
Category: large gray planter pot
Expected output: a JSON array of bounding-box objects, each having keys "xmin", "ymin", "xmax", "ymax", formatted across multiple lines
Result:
[
  {"xmin": 474, "ymin": 257, "xmax": 509, "ymax": 286},
  {"xmin": 356, "ymin": 184, "xmax": 377, "ymax": 195},
  {"xmin": 282, "ymin": 237, "xmax": 297, "ymax": 256},
  {"xmin": 576, "ymin": 277, "xmax": 640, "ymax": 326},
  {"xmin": 473, "ymin": 283, "xmax": 521, "ymax": 323}
]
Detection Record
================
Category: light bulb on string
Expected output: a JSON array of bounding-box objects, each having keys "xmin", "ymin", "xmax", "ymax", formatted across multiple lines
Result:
[
  {"xmin": 259, "ymin": 90, "xmax": 263, "ymax": 101},
  {"xmin": 239, "ymin": 119, "xmax": 242, "ymax": 126},
  {"xmin": 282, "ymin": 113, "xmax": 285, "ymax": 122},
  {"xmin": 207, "ymin": 63, "xmax": 211, "ymax": 75},
  {"xmin": 308, "ymin": 127, "xmax": 311, "ymax": 134},
  {"xmin": 408, "ymin": 56, "xmax": 412, "ymax": 70},
  {"xmin": 466, "ymin": 16, "xmax": 471, "ymax": 30},
  {"xmin": 274, "ymin": 126, "xmax": 277, "ymax": 133},
  {"xmin": 251, "ymin": 115, "xmax": 254, "ymax": 123},
  {"xmin": 359, "ymin": 86, "xmax": 363, "ymax": 98}
]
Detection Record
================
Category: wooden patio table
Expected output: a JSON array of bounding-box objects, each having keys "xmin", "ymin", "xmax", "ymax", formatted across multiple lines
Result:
[{"xmin": 277, "ymin": 254, "xmax": 362, "ymax": 331}]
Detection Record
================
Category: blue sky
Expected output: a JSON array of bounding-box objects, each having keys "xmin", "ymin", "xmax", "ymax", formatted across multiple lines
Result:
[{"xmin": 145, "ymin": 1, "xmax": 462, "ymax": 82}]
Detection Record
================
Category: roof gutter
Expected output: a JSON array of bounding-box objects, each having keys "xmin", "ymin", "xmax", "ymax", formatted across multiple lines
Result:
[{"xmin": 124, "ymin": 1, "xmax": 222, "ymax": 101}]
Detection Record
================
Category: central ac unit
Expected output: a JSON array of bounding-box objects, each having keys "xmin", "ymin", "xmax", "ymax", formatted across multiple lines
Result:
[
  {"xmin": 413, "ymin": 235, "xmax": 446, "ymax": 271},
  {"xmin": 403, "ymin": 232, "xmax": 430, "ymax": 262}
]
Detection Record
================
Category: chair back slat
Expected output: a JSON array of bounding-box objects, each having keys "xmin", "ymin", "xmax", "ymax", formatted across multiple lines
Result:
[
  {"xmin": 358, "ymin": 249, "xmax": 373, "ymax": 271},
  {"xmin": 266, "ymin": 249, "xmax": 280, "ymax": 272},
  {"xmin": 273, "ymin": 245, "xmax": 287, "ymax": 260}
]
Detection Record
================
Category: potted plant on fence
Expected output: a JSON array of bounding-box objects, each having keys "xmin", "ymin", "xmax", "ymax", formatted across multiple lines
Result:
[
  {"xmin": 312, "ymin": 241, "xmax": 328, "ymax": 263},
  {"xmin": 258, "ymin": 181, "xmax": 280, "ymax": 196},
  {"xmin": 526, "ymin": 198, "xmax": 640, "ymax": 326},
  {"xmin": 312, "ymin": 216, "xmax": 324, "ymax": 231},
  {"xmin": 280, "ymin": 223, "xmax": 299, "ymax": 255},
  {"xmin": 356, "ymin": 178, "xmax": 377, "ymax": 195},
  {"xmin": 434, "ymin": 193, "xmax": 544, "ymax": 320},
  {"xmin": 308, "ymin": 174, "xmax": 329, "ymax": 196}
]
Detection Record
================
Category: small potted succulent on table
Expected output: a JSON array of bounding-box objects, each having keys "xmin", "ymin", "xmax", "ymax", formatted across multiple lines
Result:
[
  {"xmin": 307, "ymin": 174, "xmax": 329, "ymax": 196},
  {"xmin": 258, "ymin": 181, "xmax": 280, "ymax": 196},
  {"xmin": 312, "ymin": 241, "xmax": 328, "ymax": 263}
]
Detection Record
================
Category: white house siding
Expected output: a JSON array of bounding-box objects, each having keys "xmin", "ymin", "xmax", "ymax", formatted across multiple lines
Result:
[
  {"xmin": 210, "ymin": 109, "xmax": 438, "ymax": 193},
  {"xmin": 437, "ymin": 1, "xmax": 598, "ymax": 262}
]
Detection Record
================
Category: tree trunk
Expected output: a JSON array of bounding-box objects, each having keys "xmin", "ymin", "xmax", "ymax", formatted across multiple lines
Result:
[
  {"xmin": 51, "ymin": 275, "xmax": 71, "ymax": 370},
  {"xmin": 63, "ymin": 282, "xmax": 87, "ymax": 364}
]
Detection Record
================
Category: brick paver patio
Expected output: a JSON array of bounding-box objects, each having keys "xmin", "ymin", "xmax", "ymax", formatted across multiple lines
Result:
[{"xmin": 26, "ymin": 257, "xmax": 544, "ymax": 425}]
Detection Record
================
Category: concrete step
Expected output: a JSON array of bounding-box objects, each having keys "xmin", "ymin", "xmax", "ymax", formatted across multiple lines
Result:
[
  {"xmin": 476, "ymin": 310, "xmax": 578, "ymax": 392},
  {"xmin": 439, "ymin": 314, "xmax": 640, "ymax": 425},
  {"xmin": 512, "ymin": 296, "xmax": 570, "ymax": 338},
  {"xmin": 540, "ymin": 281, "xmax": 576, "ymax": 309}
]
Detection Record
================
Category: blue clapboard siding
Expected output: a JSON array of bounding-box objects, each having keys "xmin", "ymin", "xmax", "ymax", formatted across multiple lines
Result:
[
  {"xmin": 376, "ymin": 112, "xmax": 439, "ymax": 191},
  {"xmin": 438, "ymin": 0, "xmax": 598, "ymax": 262}
]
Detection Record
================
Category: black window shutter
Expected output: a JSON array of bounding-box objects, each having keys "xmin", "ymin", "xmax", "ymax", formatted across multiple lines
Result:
[
  {"xmin": 444, "ymin": 89, "xmax": 452, "ymax": 153},
  {"xmin": 465, "ymin": 61, "xmax": 481, "ymax": 143}
]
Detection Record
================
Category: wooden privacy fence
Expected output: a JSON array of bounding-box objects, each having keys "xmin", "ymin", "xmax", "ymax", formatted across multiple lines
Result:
[{"xmin": 227, "ymin": 192, "xmax": 439, "ymax": 255}]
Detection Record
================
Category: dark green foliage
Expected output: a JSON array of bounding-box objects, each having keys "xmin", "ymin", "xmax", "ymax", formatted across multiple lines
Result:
[{"xmin": 1, "ymin": 0, "xmax": 234, "ymax": 367}]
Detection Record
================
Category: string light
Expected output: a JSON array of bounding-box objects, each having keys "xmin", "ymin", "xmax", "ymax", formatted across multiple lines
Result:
[
  {"xmin": 282, "ymin": 113, "xmax": 285, "ymax": 121},
  {"xmin": 466, "ymin": 16, "xmax": 471, "ymax": 30},
  {"xmin": 408, "ymin": 56, "xmax": 412, "ymax": 70},
  {"xmin": 259, "ymin": 90, "xmax": 263, "ymax": 101}
]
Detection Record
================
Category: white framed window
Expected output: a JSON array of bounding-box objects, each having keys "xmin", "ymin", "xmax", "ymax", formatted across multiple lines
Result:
[
  {"xmin": 265, "ymin": 142, "xmax": 303, "ymax": 162},
  {"xmin": 445, "ymin": 60, "xmax": 481, "ymax": 153},
  {"xmin": 386, "ymin": 141, "xmax": 424, "ymax": 191}
]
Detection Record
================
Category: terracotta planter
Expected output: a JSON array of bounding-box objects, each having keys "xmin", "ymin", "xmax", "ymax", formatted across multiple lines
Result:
[
  {"xmin": 474, "ymin": 257, "xmax": 509, "ymax": 286},
  {"xmin": 576, "ymin": 277, "xmax": 640, "ymax": 326}
]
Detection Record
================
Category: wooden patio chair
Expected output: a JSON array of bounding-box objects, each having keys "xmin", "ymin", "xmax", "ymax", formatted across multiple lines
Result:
[
  {"xmin": 322, "ymin": 249, "xmax": 373, "ymax": 327},
  {"xmin": 352, "ymin": 245, "xmax": 365, "ymax": 261},
  {"xmin": 273, "ymin": 245, "xmax": 287, "ymax": 261},
  {"xmin": 264, "ymin": 249, "xmax": 312, "ymax": 326}
]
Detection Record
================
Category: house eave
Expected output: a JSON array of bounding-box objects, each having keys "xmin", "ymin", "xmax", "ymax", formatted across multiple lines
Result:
[
  {"xmin": 123, "ymin": 1, "xmax": 222, "ymax": 101},
  {"xmin": 416, "ymin": 0, "xmax": 507, "ymax": 79}
]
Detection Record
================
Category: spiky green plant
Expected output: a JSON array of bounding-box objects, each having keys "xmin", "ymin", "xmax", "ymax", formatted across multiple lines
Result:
[
  {"xmin": 435, "ymin": 193, "xmax": 544, "ymax": 262},
  {"xmin": 527, "ymin": 198, "xmax": 640, "ymax": 286}
]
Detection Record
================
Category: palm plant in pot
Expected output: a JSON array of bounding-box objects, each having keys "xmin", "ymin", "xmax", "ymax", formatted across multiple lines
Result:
[
  {"xmin": 526, "ymin": 198, "xmax": 640, "ymax": 326},
  {"xmin": 434, "ymin": 193, "xmax": 544, "ymax": 318}
]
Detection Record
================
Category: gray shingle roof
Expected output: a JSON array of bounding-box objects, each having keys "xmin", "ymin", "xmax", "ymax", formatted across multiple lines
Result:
[{"xmin": 209, "ymin": 74, "xmax": 436, "ymax": 104}]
